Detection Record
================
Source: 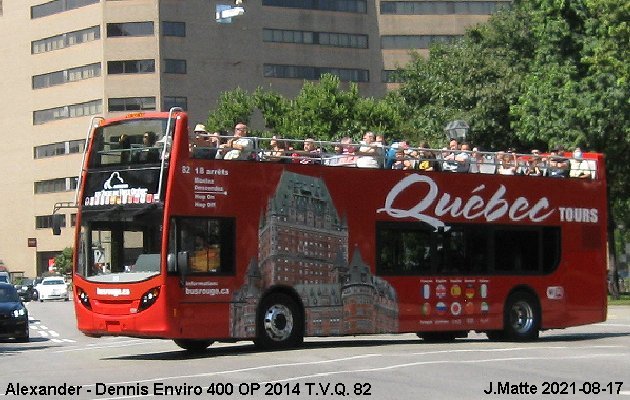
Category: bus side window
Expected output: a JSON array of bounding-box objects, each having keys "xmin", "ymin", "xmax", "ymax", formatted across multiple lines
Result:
[{"xmin": 172, "ymin": 217, "xmax": 235, "ymax": 275}]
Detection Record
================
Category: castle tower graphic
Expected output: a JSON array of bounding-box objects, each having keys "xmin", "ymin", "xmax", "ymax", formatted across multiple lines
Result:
[{"xmin": 230, "ymin": 171, "xmax": 398, "ymax": 338}]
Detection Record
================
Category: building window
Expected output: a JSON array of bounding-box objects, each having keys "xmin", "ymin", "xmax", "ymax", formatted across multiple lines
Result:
[
  {"xmin": 263, "ymin": 29, "xmax": 368, "ymax": 49},
  {"xmin": 32, "ymin": 25, "xmax": 100, "ymax": 54},
  {"xmin": 107, "ymin": 22, "xmax": 154, "ymax": 37},
  {"xmin": 33, "ymin": 62, "xmax": 101, "ymax": 89},
  {"xmin": 33, "ymin": 100, "xmax": 102, "ymax": 125},
  {"xmin": 34, "ymin": 177, "xmax": 78, "ymax": 194},
  {"xmin": 32, "ymin": 0, "xmax": 99, "ymax": 19},
  {"xmin": 380, "ymin": 1, "xmax": 511, "ymax": 15},
  {"xmin": 36, "ymin": 215, "xmax": 66, "ymax": 229},
  {"xmin": 34, "ymin": 140, "xmax": 85, "ymax": 159},
  {"xmin": 164, "ymin": 96, "xmax": 187, "ymax": 111},
  {"xmin": 164, "ymin": 59, "xmax": 187, "ymax": 74},
  {"xmin": 108, "ymin": 97, "xmax": 156, "ymax": 112},
  {"xmin": 264, "ymin": 64, "xmax": 369, "ymax": 82},
  {"xmin": 381, "ymin": 70, "xmax": 405, "ymax": 83},
  {"xmin": 381, "ymin": 35, "xmax": 461, "ymax": 49},
  {"xmin": 107, "ymin": 59, "xmax": 155, "ymax": 74},
  {"xmin": 262, "ymin": 0, "xmax": 367, "ymax": 13},
  {"xmin": 162, "ymin": 21, "xmax": 186, "ymax": 37}
]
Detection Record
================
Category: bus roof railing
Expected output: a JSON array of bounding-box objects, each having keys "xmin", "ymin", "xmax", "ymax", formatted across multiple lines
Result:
[{"xmin": 190, "ymin": 136, "xmax": 600, "ymax": 179}]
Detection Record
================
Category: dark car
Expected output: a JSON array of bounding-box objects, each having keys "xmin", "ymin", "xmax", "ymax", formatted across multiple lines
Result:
[
  {"xmin": 15, "ymin": 278, "xmax": 37, "ymax": 302},
  {"xmin": 0, "ymin": 283, "xmax": 29, "ymax": 342}
]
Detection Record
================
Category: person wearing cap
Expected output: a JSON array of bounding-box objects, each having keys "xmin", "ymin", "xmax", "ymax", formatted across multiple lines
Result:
[
  {"xmin": 191, "ymin": 123, "xmax": 220, "ymax": 159},
  {"xmin": 190, "ymin": 124, "xmax": 208, "ymax": 151}
]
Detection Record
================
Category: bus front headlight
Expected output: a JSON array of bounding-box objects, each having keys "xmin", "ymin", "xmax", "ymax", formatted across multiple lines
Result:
[{"xmin": 138, "ymin": 287, "xmax": 160, "ymax": 312}]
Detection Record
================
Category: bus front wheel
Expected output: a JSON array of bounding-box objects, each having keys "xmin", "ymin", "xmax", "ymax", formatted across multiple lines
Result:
[
  {"xmin": 173, "ymin": 339, "xmax": 213, "ymax": 352},
  {"xmin": 255, "ymin": 293, "xmax": 303, "ymax": 350},
  {"xmin": 503, "ymin": 291, "xmax": 540, "ymax": 341}
]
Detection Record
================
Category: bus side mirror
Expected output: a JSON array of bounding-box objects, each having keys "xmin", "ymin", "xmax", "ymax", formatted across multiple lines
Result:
[{"xmin": 52, "ymin": 214, "xmax": 63, "ymax": 236}]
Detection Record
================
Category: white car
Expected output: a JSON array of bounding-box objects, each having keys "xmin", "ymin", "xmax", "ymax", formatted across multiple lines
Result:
[{"xmin": 37, "ymin": 277, "xmax": 69, "ymax": 302}]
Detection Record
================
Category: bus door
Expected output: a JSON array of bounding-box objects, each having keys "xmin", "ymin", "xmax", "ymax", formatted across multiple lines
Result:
[{"xmin": 167, "ymin": 217, "xmax": 236, "ymax": 338}]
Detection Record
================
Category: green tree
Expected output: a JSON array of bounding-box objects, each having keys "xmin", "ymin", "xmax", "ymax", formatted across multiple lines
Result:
[
  {"xmin": 205, "ymin": 88, "xmax": 255, "ymax": 133},
  {"xmin": 53, "ymin": 247, "xmax": 73, "ymax": 276},
  {"xmin": 207, "ymin": 74, "xmax": 406, "ymax": 140}
]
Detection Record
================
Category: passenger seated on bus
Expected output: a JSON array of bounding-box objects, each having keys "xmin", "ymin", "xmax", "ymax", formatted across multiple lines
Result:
[
  {"xmin": 337, "ymin": 137, "xmax": 357, "ymax": 166},
  {"xmin": 261, "ymin": 135, "xmax": 288, "ymax": 162},
  {"xmin": 547, "ymin": 149, "xmax": 570, "ymax": 178},
  {"xmin": 454, "ymin": 143, "xmax": 471, "ymax": 172},
  {"xmin": 391, "ymin": 144, "xmax": 414, "ymax": 170},
  {"xmin": 416, "ymin": 142, "xmax": 437, "ymax": 171},
  {"xmin": 440, "ymin": 139, "xmax": 460, "ymax": 172},
  {"xmin": 133, "ymin": 131, "xmax": 160, "ymax": 163},
  {"xmin": 324, "ymin": 137, "xmax": 356, "ymax": 166},
  {"xmin": 118, "ymin": 134, "xmax": 131, "ymax": 163},
  {"xmin": 191, "ymin": 124, "xmax": 220, "ymax": 159},
  {"xmin": 292, "ymin": 138, "xmax": 321, "ymax": 164},
  {"xmin": 218, "ymin": 123, "xmax": 253, "ymax": 160},
  {"xmin": 497, "ymin": 151, "xmax": 517, "ymax": 175},
  {"xmin": 468, "ymin": 147, "xmax": 483, "ymax": 173},
  {"xmin": 356, "ymin": 131, "xmax": 381, "ymax": 168},
  {"xmin": 523, "ymin": 156, "xmax": 544, "ymax": 176},
  {"xmin": 569, "ymin": 147, "xmax": 593, "ymax": 179}
]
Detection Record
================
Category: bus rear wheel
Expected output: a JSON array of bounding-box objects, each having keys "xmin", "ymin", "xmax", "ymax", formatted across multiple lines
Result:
[
  {"xmin": 255, "ymin": 293, "xmax": 303, "ymax": 350},
  {"xmin": 503, "ymin": 291, "xmax": 540, "ymax": 341},
  {"xmin": 173, "ymin": 339, "xmax": 213, "ymax": 352}
]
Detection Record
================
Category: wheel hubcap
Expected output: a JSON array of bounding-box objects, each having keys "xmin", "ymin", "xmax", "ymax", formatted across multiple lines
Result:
[
  {"xmin": 264, "ymin": 304, "xmax": 293, "ymax": 341},
  {"xmin": 510, "ymin": 300, "xmax": 534, "ymax": 333}
]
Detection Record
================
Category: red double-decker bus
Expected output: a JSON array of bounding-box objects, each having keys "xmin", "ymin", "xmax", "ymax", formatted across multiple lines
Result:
[{"xmin": 59, "ymin": 110, "xmax": 608, "ymax": 351}]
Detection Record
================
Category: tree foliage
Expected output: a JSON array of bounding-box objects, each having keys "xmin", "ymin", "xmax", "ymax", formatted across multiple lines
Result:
[
  {"xmin": 398, "ymin": 0, "xmax": 629, "ymax": 224},
  {"xmin": 208, "ymin": 74, "xmax": 406, "ymax": 141},
  {"xmin": 53, "ymin": 247, "xmax": 73, "ymax": 276},
  {"xmin": 205, "ymin": 88, "xmax": 255, "ymax": 133},
  {"xmin": 203, "ymin": 0, "xmax": 628, "ymax": 224}
]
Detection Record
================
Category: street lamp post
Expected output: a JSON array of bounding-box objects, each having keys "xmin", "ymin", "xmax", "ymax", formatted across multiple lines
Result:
[{"xmin": 444, "ymin": 120, "xmax": 470, "ymax": 143}]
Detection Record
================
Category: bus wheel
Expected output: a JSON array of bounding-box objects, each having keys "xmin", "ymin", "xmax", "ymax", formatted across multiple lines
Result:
[
  {"xmin": 255, "ymin": 293, "xmax": 303, "ymax": 350},
  {"xmin": 173, "ymin": 339, "xmax": 213, "ymax": 352},
  {"xmin": 504, "ymin": 291, "xmax": 540, "ymax": 341}
]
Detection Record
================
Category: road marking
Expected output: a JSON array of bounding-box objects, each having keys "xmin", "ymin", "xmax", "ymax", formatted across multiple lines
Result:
[
  {"xmin": 266, "ymin": 353, "xmax": 629, "ymax": 383},
  {"xmin": 406, "ymin": 344, "xmax": 624, "ymax": 356},
  {"xmin": 53, "ymin": 339, "xmax": 153, "ymax": 353}
]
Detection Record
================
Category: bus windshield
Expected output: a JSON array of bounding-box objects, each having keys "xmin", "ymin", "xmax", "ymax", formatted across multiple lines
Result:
[
  {"xmin": 77, "ymin": 215, "xmax": 163, "ymax": 283},
  {"xmin": 89, "ymin": 118, "xmax": 172, "ymax": 167}
]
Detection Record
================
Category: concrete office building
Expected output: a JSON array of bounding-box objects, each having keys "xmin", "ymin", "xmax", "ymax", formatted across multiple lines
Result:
[{"xmin": 0, "ymin": 0, "xmax": 509, "ymax": 278}]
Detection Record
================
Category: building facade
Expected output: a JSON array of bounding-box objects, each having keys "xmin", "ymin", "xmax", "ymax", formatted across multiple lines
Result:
[{"xmin": 0, "ymin": 0, "xmax": 508, "ymax": 278}]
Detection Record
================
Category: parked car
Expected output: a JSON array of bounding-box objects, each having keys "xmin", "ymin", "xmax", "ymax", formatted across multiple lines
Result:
[
  {"xmin": 0, "ymin": 282, "xmax": 29, "ymax": 342},
  {"xmin": 15, "ymin": 278, "xmax": 37, "ymax": 302},
  {"xmin": 37, "ymin": 277, "xmax": 69, "ymax": 302},
  {"xmin": 0, "ymin": 271, "xmax": 9, "ymax": 284}
]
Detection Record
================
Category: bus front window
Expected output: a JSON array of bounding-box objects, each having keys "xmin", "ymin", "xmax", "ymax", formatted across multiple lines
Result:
[
  {"xmin": 78, "ymin": 222, "xmax": 162, "ymax": 282},
  {"xmin": 89, "ymin": 118, "xmax": 172, "ymax": 167}
]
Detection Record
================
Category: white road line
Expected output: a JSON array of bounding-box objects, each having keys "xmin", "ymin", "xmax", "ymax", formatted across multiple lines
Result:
[
  {"xmin": 266, "ymin": 353, "xmax": 629, "ymax": 384},
  {"xmin": 54, "ymin": 340, "xmax": 153, "ymax": 353}
]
